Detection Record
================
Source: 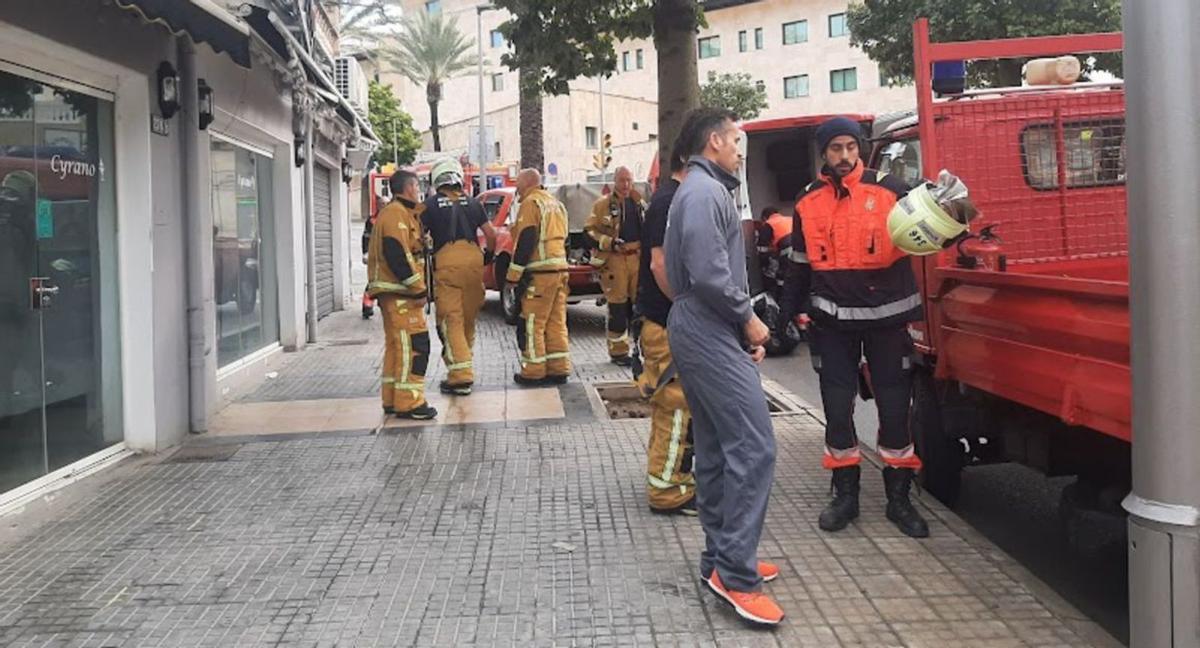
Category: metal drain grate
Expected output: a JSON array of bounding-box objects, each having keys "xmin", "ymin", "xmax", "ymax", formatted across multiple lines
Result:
[
  {"xmin": 164, "ymin": 444, "xmax": 243, "ymax": 463},
  {"xmin": 593, "ymin": 381, "xmax": 797, "ymax": 420}
]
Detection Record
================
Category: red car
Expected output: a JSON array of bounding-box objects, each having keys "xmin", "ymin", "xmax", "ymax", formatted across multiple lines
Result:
[{"xmin": 476, "ymin": 186, "xmax": 604, "ymax": 323}]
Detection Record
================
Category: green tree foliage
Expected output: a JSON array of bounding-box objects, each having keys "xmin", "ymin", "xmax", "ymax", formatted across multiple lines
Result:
[
  {"xmin": 492, "ymin": 0, "xmax": 704, "ymax": 176},
  {"xmin": 700, "ymin": 71, "xmax": 768, "ymax": 121},
  {"xmin": 368, "ymin": 81, "xmax": 421, "ymax": 165},
  {"xmin": 847, "ymin": 0, "xmax": 1122, "ymax": 87},
  {"xmin": 384, "ymin": 11, "xmax": 477, "ymax": 152}
]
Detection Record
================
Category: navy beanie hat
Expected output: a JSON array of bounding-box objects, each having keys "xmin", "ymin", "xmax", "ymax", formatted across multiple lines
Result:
[{"xmin": 816, "ymin": 116, "xmax": 864, "ymax": 153}]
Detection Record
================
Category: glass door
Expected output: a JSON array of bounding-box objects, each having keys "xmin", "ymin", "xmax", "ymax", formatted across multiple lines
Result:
[{"xmin": 0, "ymin": 66, "xmax": 122, "ymax": 493}]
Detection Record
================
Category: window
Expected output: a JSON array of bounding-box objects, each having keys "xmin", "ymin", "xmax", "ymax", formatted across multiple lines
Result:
[
  {"xmin": 783, "ymin": 20, "xmax": 808, "ymax": 45},
  {"xmin": 210, "ymin": 140, "xmax": 279, "ymax": 368},
  {"xmin": 1022, "ymin": 120, "xmax": 1126, "ymax": 189},
  {"xmin": 636, "ymin": 49, "xmax": 644, "ymax": 69},
  {"xmin": 879, "ymin": 69, "xmax": 896, "ymax": 88},
  {"xmin": 698, "ymin": 36, "xmax": 721, "ymax": 59},
  {"xmin": 483, "ymin": 194, "xmax": 505, "ymax": 221},
  {"xmin": 828, "ymin": 13, "xmax": 849, "ymax": 38},
  {"xmin": 633, "ymin": 122, "xmax": 639, "ymax": 131},
  {"xmin": 586, "ymin": 126, "xmax": 598, "ymax": 149},
  {"xmin": 784, "ymin": 75, "xmax": 809, "ymax": 98},
  {"xmin": 490, "ymin": 29, "xmax": 505, "ymax": 48},
  {"xmin": 739, "ymin": 30, "xmax": 748, "ymax": 52},
  {"xmin": 831, "ymin": 67, "xmax": 858, "ymax": 93},
  {"xmin": 494, "ymin": 141, "xmax": 501, "ymax": 160},
  {"xmin": 755, "ymin": 27, "xmax": 764, "ymax": 49},
  {"xmin": 491, "ymin": 73, "xmax": 504, "ymax": 92},
  {"xmin": 424, "ymin": 0, "xmax": 441, "ymax": 14},
  {"xmin": 755, "ymin": 79, "xmax": 766, "ymax": 93},
  {"xmin": 876, "ymin": 139, "xmax": 924, "ymax": 189},
  {"xmin": 623, "ymin": 51, "xmax": 631, "ymax": 72}
]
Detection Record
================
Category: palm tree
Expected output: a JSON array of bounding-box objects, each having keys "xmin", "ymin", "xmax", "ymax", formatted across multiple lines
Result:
[
  {"xmin": 518, "ymin": 64, "xmax": 544, "ymax": 171},
  {"xmin": 384, "ymin": 11, "xmax": 477, "ymax": 152}
]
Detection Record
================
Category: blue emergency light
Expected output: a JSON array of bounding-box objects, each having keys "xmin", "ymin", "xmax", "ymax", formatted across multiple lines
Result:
[{"xmin": 932, "ymin": 61, "xmax": 966, "ymax": 96}]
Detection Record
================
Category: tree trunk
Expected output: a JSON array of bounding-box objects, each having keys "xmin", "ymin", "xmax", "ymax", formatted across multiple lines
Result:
[
  {"xmin": 428, "ymin": 82, "xmax": 442, "ymax": 152},
  {"xmin": 653, "ymin": 0, "xmax": 700, "ymax": 178},
  {"xmin": 519, "ymin": 64, "xmax": 545, "ymax": 173}
]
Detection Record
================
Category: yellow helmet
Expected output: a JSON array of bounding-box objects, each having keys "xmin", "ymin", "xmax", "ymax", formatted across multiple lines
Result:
[
  {"xmin": 430, "ymin": 158, "xmax": 464, "ymax": 189},
  {"xmin": 887, "ymin": 182, "xmax": 968, "ymax": 256}
]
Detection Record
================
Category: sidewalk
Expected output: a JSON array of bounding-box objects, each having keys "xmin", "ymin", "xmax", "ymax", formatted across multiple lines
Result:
[{"xmin": 0, "ymin": 295, "xmax": 1121, "ymax": 647}]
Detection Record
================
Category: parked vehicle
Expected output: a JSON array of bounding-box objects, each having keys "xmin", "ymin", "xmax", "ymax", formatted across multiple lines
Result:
[{"xmin": 882, "ymin": 20, "xmax": 1128, "ymax": 550}]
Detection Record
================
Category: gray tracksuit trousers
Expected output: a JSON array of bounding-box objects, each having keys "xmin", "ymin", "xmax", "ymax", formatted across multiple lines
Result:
[{"xmin": 665, "ymin": 156, "xmax": 776, "ymax": 593}]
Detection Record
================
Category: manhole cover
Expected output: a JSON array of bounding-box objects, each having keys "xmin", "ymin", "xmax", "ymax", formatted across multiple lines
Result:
[
  {"xmin": 164, "ymin": 444, "xmax": 242, "ymax": 463},
  {"xmin": 594, "ymin": 381, "xmax": 790, "ymax": 420}
]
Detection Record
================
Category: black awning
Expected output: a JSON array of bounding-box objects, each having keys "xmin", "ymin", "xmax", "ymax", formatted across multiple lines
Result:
[
  {"xmin": 114, "ymin": 0, "xmax": 252, "ymax": 68},
  {"xmin": 240, "ymin": 6, "xmax": 290, "ymax": 62}
]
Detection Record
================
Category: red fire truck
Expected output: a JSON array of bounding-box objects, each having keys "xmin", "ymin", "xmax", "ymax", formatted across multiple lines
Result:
[
  {"xmin": 363, "ymin": 162, "xmax": 518, "ymax": 220},
  {"xmin": 880, "ymin": 20, "xmax": 1128, "ymax": 544}
]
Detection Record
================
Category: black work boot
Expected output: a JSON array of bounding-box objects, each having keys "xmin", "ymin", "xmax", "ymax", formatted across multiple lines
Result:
[
  {"xmin": 818, "ymin": 465, "xmax": 860, "ymax": 532},
  {"xmin": 883, "ymin": 467, "xmax": 930, "ymax": 538}
]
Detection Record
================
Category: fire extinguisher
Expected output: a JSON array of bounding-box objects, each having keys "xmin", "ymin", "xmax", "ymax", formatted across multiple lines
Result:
[{"xmin": 956, "ymin": 224, "xmax": 1006, "ymax": 272}]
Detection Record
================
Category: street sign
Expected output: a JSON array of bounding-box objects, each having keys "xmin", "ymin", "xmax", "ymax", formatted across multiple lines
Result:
[{"xmin": 468, "ymin": 124, "xmax": 496, "ymax": 166}]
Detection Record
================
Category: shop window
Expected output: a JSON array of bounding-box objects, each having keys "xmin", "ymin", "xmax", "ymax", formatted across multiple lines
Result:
[
  {"xmin": 829, "ymin": 13, "xmax": 849, "ymax": 38},
  {"xmin": 211, "ymin": 140, "xmax": 279, "ymax": 368},
  {"xmin": 1022, "ymin": 120, "xmax": 1126, "ymax": 189},
  {"xmin": 784, "ymin": 75, "xmax": 809, "ymax": 99},
  {"xmin": 698, "ymin": 36, "xmax": 721, "ymax": 59},
  {"xmin": 783, "ymin": 20, "xmax": 808, "ymax": 45},
  {"xmin": 831, "ymin": 67, "xmax": 857, "ymax": 93}
]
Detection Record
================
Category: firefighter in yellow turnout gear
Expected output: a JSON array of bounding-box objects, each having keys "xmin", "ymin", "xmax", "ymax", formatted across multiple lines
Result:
[
  {"xmin": 636, "ymin": 143, "xmax": 695, "ymax": 515},
  {"xmin": 586, "ymin": 166, "xmax": 646, "ymax": 365},
  {"xmin": 421, "ymin": 159, "xmax": 498, "ymax": 396},
  {"xmin": 508, "ymin": 169, "xmax": 572, "ymax": 385},
  {"xmin": 366, "ymin": 170, "xmax": 437, "ymax": 420}
]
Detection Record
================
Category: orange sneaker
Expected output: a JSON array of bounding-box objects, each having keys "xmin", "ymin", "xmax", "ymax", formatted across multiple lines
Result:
[
  {"xmin": 758, "ymin": 560, "xmax": 780, "ymax": 583},
  {"xmin": 706, "ymin": 571, "xmax": 785, "ymax": 626}
]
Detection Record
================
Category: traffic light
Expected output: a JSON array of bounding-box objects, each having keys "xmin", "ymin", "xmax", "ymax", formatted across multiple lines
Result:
[
  {"xmin": 593, "ymin": 133, "xmax": 614, "ymax": 171},
  {"xmin": 602, "ymin": 132, "xmax": 612, "ymax": 156}
]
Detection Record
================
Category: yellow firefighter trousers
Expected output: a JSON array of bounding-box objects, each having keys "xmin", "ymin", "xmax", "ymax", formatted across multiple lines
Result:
[
  {"xmin": 637, "ymin": 320, "xmax": 695, "ymax": 510},
  {"xmin": 378, "ymin": 294, "xmax": 431, "ymax": 413},
  {"xmin": 517, "ymin": 272, "xmax": 571, "ymax": 380},
  {"xmin": 434, "ymin": 241, "xmax": 485, "ymax": 386},
  {"xmin": 600, "ymin": 251, "xmax": 639, "ymax": 358}
]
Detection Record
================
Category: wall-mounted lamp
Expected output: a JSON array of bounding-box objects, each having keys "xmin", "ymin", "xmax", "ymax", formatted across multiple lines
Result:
[
  {"xmin": 341, "ymin": 158, "xmax": 353, "ymax": 183},
  {"xmin": 197, "ymin": 79, "xmax": 214, "ymax": 130},
  {"xmin": 294, "ymin": 137, "xmax": 306, "ymax": 168},
  {"xmin": 157, "ymin": 61, "xmax": 180, "ymax": 120}
]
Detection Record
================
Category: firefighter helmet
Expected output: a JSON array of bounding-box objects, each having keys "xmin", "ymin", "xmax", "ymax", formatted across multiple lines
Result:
[
  {"xmin": 887, "ymin": 182, "xmax": 968, "ymax": 256},
  {"xmin": 430, "ymin": 158, "xmax": 464, "ymax": 189}
]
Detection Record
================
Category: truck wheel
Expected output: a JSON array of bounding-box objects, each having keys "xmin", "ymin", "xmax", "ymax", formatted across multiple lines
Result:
[{"xmin": 911, "ymin": 368, "xmax": 963, "ymax": 507}]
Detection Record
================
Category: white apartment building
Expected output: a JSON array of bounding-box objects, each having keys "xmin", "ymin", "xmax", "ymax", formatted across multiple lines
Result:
[{"xmin": 377, "ymin": 0, "xmax": 914, "ymax": 183}]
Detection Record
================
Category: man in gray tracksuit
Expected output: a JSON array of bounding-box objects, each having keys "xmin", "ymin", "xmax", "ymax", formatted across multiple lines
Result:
[{"xmin": 664, "ymin": 108, "xmax": 783, "ymax": 626}]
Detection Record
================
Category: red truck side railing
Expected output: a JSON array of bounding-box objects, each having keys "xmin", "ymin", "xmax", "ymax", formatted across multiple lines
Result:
[{"xmin": 912, "ymin": 17, "xmax": 1124, "ymax": 182}]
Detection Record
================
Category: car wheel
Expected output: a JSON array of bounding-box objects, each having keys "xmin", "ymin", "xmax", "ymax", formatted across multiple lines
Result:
[
  {"xmin": 911, "ymin": 368, "xmax": 963, "ymax": 507},
  {"xmin": 501, "ymin": 282, "xmax": 521, "ymax": 325}
]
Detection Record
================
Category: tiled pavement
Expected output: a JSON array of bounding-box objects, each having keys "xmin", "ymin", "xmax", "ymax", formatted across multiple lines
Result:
[{"xmin": 0, "ymin": 291, "xmax": 1121, "ymax": 647}]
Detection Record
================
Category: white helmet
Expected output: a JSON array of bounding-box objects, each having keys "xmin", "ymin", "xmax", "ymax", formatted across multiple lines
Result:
[
  {"xmin": 887, "ymin": 182, "xmax": 969, "ymax": 256},
  {"xmin": 430, "ymin": 158, "xmax": 464, "ymax": 189}
]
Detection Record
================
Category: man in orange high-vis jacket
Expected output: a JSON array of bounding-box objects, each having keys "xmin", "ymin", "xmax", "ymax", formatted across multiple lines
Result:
[{"xmin": 782, "ymin": 116, "xmax": 928, "ymax": 538}]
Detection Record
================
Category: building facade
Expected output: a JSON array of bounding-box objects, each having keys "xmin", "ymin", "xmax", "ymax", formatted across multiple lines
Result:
[
  {"xmin": 0, "ymin": 0, "xmax": 377, "ymax": 508},
  {"xmin": 373, "ymin": 0, "xmax": 913, "ymax": 183}
]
